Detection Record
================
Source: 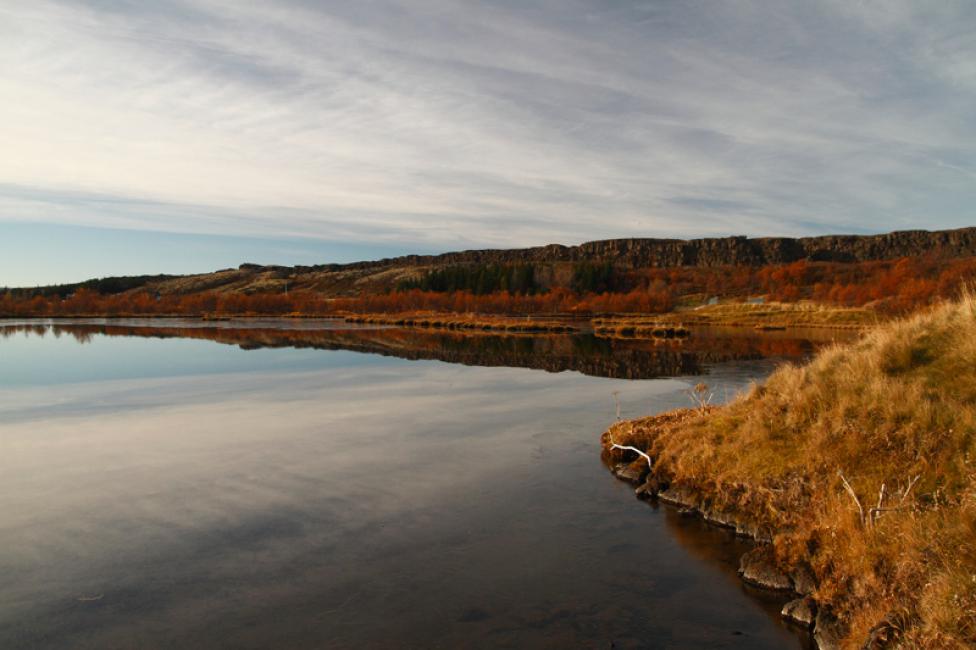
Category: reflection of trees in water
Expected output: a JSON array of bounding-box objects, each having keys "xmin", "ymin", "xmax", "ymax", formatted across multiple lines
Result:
[
  {"xmin": 67, "ymin": 329, "xmax": 93, "ymax": 344},
  {"xmin": 55, "ymin": 326, "xmax": 93, "ymax": 344},
  {"xmin": 0, "ymin": 323, "xmax": 851, "ymax": 380},
  {"xmin": 1, "ymin": 324, "xmax": 50, "ymax": 339}
]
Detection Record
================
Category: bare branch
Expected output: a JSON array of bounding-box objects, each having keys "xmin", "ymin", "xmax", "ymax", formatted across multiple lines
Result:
[
  {"xmin": 689, "ymin": 383, "xmax": 713, "ymax": 415},
  {"xmin": 900, "ymin": 475, "xmax": 921, "ymax": 506},
  {"xmin": 869, "ymin": 505, "xmax": 908, "ymax": 516},
  {"xmin": 838, "ymin": 470, "xmax": 865, "ymax": 526},
  {"xmin": 839, "ymin": 471, "xmax": 920, "ymax": 529},
  {"xmin": 867, "ymin": 475, "xmax": 922, "ymax": 523},
  {"xmin": 608, "ymin": 433, "xmax": 653, "ymax": 470},
  {"xmin": 873, "ymin": 482, "xmax": 886, "ymax": 524}
]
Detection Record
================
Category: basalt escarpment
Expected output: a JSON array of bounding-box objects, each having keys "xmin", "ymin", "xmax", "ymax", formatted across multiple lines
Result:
[{"xmin": 319, "ymin": 226, "xmax": 976, "ymax": 270}]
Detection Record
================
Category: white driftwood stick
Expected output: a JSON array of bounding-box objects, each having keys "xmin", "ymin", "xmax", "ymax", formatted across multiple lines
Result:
[{"xmin": 608, "ymin": 433, "xmax": 652, "ymax": 470}]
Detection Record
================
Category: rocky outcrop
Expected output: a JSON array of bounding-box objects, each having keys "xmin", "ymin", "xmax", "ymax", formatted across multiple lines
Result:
[
  {"xmin": 782, "ymin": 597, "xmax": 817, "ymax": 629},
  {"xmin": 612, "ymin": 460, "xmax": 648, "ymax": 483},
  {"xmin": 320, "ymin": 226, "xmax": 976, "ymax": 271},
  {"xmin": 814, "ymin": 610, "xmax": 845, "ymax": 650},
  {"xmin": 734, "ymin": 519, "xmax": 773, "ymax": 543},
  {"xmin": 861, "ymin": 612, "xmax": 902, "ymax": 649},
  {"xmin": 738, "ymin": 546, "xmax": 793, "ymax": 591},
  {"xmin": 701, "ymin": 507, "xmax": 738, "ymax": 529},
  {"xmin": 791, "ymin": 564, "xmax": 818, "ymax": 596},
  {"xmin": 656, "ymin": 484, "xmax": 700, "ymax": 509}
]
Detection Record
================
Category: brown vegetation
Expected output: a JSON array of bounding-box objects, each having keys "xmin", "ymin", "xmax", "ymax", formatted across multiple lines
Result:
[
  {"xmin": 624, "ymin": 255, "xmax": 976, "ymax": 314},
  {"xmin": 592, "ymin": 323, "xmax": 691, "ymax": 339},
  {"xmin": 343, "ymin": 312, "xmax": 577, "ymax": 333},
  {"xmin": 594, "ymin": 301, "xmax": 878, "ymax": 331},
  {"xmin": 601, "ymin": 293, "xmax": 976, "ymax": 647},
  {"xmin": 0, "ymin": 286, "xmax": 670, "ymax": 318},
  {"xmin": 3, "ymin": 254, "xmax": 976, "ymax": 326},
  {"xmin": 0, "ymin": 320, "xmax": 846, "ymax": 380}
]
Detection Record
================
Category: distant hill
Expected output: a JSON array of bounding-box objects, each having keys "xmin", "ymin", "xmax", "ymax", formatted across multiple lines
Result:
[{"xmin": 10, "ymin": 226, "xmax": 976, "ymax": 299}]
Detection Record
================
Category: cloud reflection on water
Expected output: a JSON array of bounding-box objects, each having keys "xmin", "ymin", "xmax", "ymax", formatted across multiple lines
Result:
[{"xmin": 0, "ymin": 329, "xmax": 805, "ymax": 648}]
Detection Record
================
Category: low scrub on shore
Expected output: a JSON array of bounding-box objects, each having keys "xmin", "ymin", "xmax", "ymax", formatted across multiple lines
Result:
[
  {"xmin": 5, "ymin": 254, "xmax": 976, "ymax": 321},
  {"xmin": 608, "ymin": 300, "xmax": 878, "ymax": 329},
  {"xmin": 592, "ymin": 323, "xmax": 691, "ymax": 339},
  {"xmin": 603, "ymin": 293, "xmax": 976, "ymax": 647},
  {"xmin": 343, "ymin": 312, "xmax": 577, "ymax": 333}
]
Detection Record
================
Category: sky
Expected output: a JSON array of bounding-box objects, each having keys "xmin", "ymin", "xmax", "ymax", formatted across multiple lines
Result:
[{"xmin": 1, "ymin": 0, "xmax": 975, "ymax": 286}]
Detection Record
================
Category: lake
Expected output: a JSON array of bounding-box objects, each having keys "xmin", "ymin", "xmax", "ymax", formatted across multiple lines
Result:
[{"xmin": 0, "ymin": 319, "xmax": 849, "ymax": 648}]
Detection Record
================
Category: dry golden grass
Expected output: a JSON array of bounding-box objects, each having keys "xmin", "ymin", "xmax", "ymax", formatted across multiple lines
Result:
[
  {"xmin": 603, "ymin": 293, "xmax": 976, "ymax": 648},
  {"xmin": 598, "ymin": 300, "xmax": 878, "ymax": 329},
  {"xmin": 342, "ymin": 311, "xmax": 578, "ymax": 333},
  {"xmin": 592, "ymin": 323, "xmax": 691, "ymax": 339}
]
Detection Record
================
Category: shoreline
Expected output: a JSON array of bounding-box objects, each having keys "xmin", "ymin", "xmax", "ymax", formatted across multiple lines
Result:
[
  {"xmin": 0, "ymin": 309, "xmax": 877, "ymax": 334},
  {"xmin": 601, "ymin": 411, "xmax": 843, "ymax": 649},
  {"xmin": 597, "ymin": 295, "xmax": 976, "ymax": 649}
]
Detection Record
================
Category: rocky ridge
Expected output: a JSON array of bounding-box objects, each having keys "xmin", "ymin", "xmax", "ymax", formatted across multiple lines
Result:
[
  {"xmin": 23, "ymin": 226, "xmax": 975, "ymax": 298},
  {"xmin": 316, "ymin": 226, "xmax": 976, "ymax": 271}
]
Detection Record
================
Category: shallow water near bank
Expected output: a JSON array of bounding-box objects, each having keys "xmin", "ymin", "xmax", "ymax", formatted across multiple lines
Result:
[{"xmin": 0, "ymin": 320, "xmax": 838, "ymax": 648}]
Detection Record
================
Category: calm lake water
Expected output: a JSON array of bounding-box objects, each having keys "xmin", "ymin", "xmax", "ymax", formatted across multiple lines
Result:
[{"xmin": 0, "ymin": 319, "xmax": 845, "ymax": 649}]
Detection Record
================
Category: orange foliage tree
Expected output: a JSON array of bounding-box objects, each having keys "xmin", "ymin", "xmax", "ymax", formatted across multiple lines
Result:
[{"xmin": 3, "ymin": 254, "xmax": 975, "ymax": 318}]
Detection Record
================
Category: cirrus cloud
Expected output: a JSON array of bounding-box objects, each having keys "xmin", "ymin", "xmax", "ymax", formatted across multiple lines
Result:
[{"xmin": 0, "ymin": 0, "xmax": 974, "ymax": 254}]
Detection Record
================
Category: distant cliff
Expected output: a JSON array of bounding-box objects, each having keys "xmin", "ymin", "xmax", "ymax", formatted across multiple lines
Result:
[{"xmin": 325, "ymin": 227, "xmax": 976, "ymax": 271}]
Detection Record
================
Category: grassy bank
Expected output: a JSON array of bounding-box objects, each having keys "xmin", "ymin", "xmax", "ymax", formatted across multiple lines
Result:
[
  {"xmin": 592, "ymin": 323, "xmax": 691, "ymax": 339},
  {"xmin": 342, "ymin": 312, "xmax": 579, "ymax": 333},
  {"xmin": 594, "ymin": 301, "xmax": 877, "ymax": 330},
  {"xmin": 602, "ymin": 294, "xmax": 976, "ymax": 648}
]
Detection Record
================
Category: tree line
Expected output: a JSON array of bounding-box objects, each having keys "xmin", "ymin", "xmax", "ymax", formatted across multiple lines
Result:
[
  {"xmin": 397, "ymin": 264, "xmax": 538, "ymax": 294},
  {"xmin": 2, "ymin": 255, "xmax": 974, "ymax": 318}
]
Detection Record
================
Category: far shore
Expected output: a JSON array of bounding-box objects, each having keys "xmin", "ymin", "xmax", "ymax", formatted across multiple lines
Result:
[{"xmin": 1, "ymin": 301, "xmax": 880, "ymax": 337}]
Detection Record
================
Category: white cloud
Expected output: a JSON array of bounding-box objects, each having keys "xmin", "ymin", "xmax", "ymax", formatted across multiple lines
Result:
[{"xmin": 0, "ymin": 0, "xmax": 974, "ymax": 250}]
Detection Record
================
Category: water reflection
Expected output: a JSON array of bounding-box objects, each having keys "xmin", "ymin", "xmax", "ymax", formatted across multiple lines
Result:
[
  {"xmin": 0, "ymin": 321, "xmax": 832, "ymax": 648},
  {"xmin": 0, "ymin": 319, "xmax": 855, "ymax": 380}
]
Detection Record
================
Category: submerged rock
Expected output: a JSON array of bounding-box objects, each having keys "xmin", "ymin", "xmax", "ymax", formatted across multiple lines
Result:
[
  {"xmin": 634, "ymin": 476, "xmax": 660, "ymax": 499},
  {"xmin": 862, "ymin": 612, "xmax": 902, "ymax": 649},
  {"xmin": 782, "ymin": 597, "xmax": 817, "ymax": 629},
  {"xmin": 737, "ymin": 547, "xmax": 793, "ymax": 591},
  {"xmin": 702, "ymin": 507, "xmax": 738, "ymax": 529},
  {"xmin": 734, "ymin": 519, "xmax": 773, "ymax": 543},
  {"xmin": 613, "ymin": 461, "xmax": 647, "ymax": 483},
  {"xmin": 657, "ymin": 484, "xmax": 698, "ymax": 509},
  {"xmin": 813, "ymin": 610, "xmax": 844, "ymax": 650},
  {"xmin": 791, "ymin": 564, "xmax": 818, "ymax": 596},
  {"xmin": 734, "ymin": 519, "xmax": 759, "ymax": 538}
]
